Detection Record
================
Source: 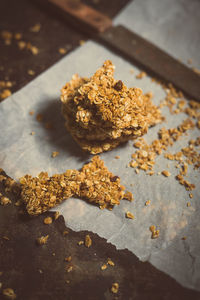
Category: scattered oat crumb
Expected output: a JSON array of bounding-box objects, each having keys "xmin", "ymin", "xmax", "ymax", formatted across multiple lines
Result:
[
  {"xmin": 111, "ymin": 283, "xmax": 119, "ymax": 294},
  {"xmin": 30, "ymin": 131, "xmax": 35, "ymax": 135},
  {"xmin": 37, "ymin": 235, "xmax": 49, "ymax": 245},
  {"xmin": 136, "ymin": 71, "xmax": 146, "ymax": 79},
  {"xmin": 65, "ymin": 280, "xmax": 70, "ymax": 284},
  {"xmin": 30, "ymin": 23, "xmax": 41, "ymax": 33},
  {"xmin": 149, "ymin": 225, "xmax": 160, "ymax": 239},
  {"xmin": 66, "ymin": 265, "xmax": 73, "ymax": 273},
  {"xmin": 79, "ymin": 40, "xmax": 85, "ymax": 46},
  {"xmin": 38, "ymin": 269, "xmax": 43, "ymax": 274},
  {"xmin": 187, "ymin": 202, "xmax": 191, "ymax": 207},
  {"xmin": 135, "ymin": 169, "xmax": 139, "ymax": 174},
  {"xmin": 85, "ymin": 234, "xmax": 92, "ymax": 248},
  {"xmin": 14, "ymin": 32, "xmax": 22, "ymax": 40},
  {"xmin": 63, "ymin": 230, "xmax": 69, "ymax": 236},
  {"xmin": 123, "ymin": 191, "xmax": 134, "ymax": 202},
  {"xmin": 115, "ymin": 156, "xmax": 120, "ymax": 159},
  {"xmin": 182, "ymin": 236, "xmax": 187, "ymax": 240},
  {"xmin": 59, "ymin": 48, "xmax": 67, "ymax": 54},
  {"xmin": 107, "ymin": 258, "xmax": 115, "ymax": 266},
  {"xmin": 161, "ymin": 170, "xmax": 171, "ymax": 177},
  {"xmin": 2, "ymin": 288, "xmax": 16, "ymax": 299},
  {"xmin": 65, "ymin": 256, "xmax": 72, "ymax": 262},
  {"xmin": 14, "ymin": 200, "xmax": 21, "ymax": 207},
  {"xmin": 51, "ymin": 151, "xmax": 59, "ymax": 158},
  {"xmin": 78, "ymin": 240, "xmax": 84, "ymax": 245},
  {"xmin": 28, "ymin": 69, "xmax": 35, "ymax": 76},
  {"xmin": 101, "ymin": 264, "xmax": 107, "ymax": 270},
  {"xmin": 54, "ymin": 211, "xmax": 60, "ymax": 220},
  {"xmin": 18, "ymin": 40, "xmax": 26, "ymax": 50},
  {"xmin": 145, "ymin": 200, "xmax": 151, "ymax": 206},
  {"xmin": 0, "ymin": 196, "xmax": 11, "ymax": 206},
  {"xmin": 126, "ymin": 211, "xmax": 134, "ymax": 219},
  {"xmin": 0, "ymin": 89, "xmax": 11, "ymax": 99},
  {"xmin": 0, "ymin": 282, "xmax": 2, "ymax": 289},
  {"xmin": 189, "ymin": 193, "xmax": 193, "ymax": 198},
  {"xmin": 44, "ymin": 216, "xmax": 52, "ymax": 225},
  {"xmin": 3, "ymin": 236, "xmax": 10, "ymax": 240},
  {"xmin": 30, "ymin": 45, "xmax": 39, "ymax": 55},
  {"xmin": 29, "ymin": 110, "xmax": 34, "ymax": 116},
  {"xmin": 52, "ymin": 253, "xmax": 55, "ymax": 256},
  {"xmin": 36, "ymin": 113, "xmax": 43, "ymax": 122}
]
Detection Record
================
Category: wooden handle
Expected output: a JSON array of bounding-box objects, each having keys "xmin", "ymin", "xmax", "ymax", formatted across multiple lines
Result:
[{"xmin": 48, "ymin": 0, "xmax": 112, "ymax": 34}]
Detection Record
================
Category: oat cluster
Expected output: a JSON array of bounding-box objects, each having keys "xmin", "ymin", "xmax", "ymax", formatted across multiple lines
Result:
[
  {"xmin": 20, "ymin": 156, "xmax": 129, "ymax": 215},
  {"xmin": 61, "ymin": 60, "xmax": 162, "ymax": 154}
]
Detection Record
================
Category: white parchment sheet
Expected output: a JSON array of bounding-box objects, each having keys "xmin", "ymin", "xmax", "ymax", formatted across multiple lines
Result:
[{"xmin": 0, "ymin": 0, "xmax": 200, "ymax": 291}]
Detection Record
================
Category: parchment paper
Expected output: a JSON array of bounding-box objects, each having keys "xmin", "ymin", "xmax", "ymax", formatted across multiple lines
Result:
[{"xmin": 0, "ymin": 0, "xmax": 200, "ymax": 291}]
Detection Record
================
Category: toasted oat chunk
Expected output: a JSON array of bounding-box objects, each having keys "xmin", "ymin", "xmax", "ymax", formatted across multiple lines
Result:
[
  {"xmin": 161, "ymin": 170, "xmax": 171, "ymax": 177},
  {"xmin": 101, "ymin": 264, "xmax": 107, "ymax": 270},
  {"xmin": 43, "ymin": 217, "xmax": 52, "ymax": 225},
  {"xmin": 85, "ymin": 234, "xmax": 92, "ymax": 248},
  {"xmin": 126, "ymin": 211, "xmax": 134, "ymax": 219},
  {"xmin": 0, "ymin": 196, "xmax": 11, "ymax": 206},
  {"xmin": 3, "ymin": 288, "xmax": 16, "ymax": 299},
  {"xmin": 111, "ymin": 283, "xmax": 119, "ymax": 294},
  {"xmin": 37, "ymin": 235, "xmax": 49, "ymax": 245}
]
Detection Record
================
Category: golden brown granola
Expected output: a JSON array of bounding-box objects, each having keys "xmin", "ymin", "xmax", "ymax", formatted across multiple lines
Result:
[
  {"xmin": 126, "ymin": 211, "xmax": 134, "ymax": 219},
  {"xmin": 43, "ymin": 217, "xmax": 52, "ymax": 225},
  {"xmin": 111, "ymin": 283, "xmax": 119, "ymax": 294},
  {"xmin": 37, "ymin": 235, "xmax": 49, "ymax": 245},
  {"xmin": 61, "ymin": 60, "xmax": 162, "ymax": 153},
  {"xmin": 20, "ymin": 156, "xmax": 130, "ymax": 215},
  {"xmin": 2, "ymin": 288, "xmax": 16, "ymax": 299},
  {"xmin": 149, "ymin": 225, "xmax": 160, "ymax": 239},
  {"xmin": 85, "ymin": 234, "xmax": 92, "ymax": 248}
]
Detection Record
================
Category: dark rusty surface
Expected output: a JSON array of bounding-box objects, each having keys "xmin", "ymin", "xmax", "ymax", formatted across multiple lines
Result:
[
  {"xmin": 0, "ymin": 171, "xmax": 200, "ymax": 300},
  {"xmin": 99, "ymin": 25, "xmax": 200, "ymax": 102}
]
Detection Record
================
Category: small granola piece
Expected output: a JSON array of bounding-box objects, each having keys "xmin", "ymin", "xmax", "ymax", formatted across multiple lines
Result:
[
  {"xmin": 43, "ymin": 217, "xmax": 52, "ymax": 225},
  {"xmin": 14, "ymin": 33, "xmax": 22, "ymax": 40},
  {"xmin": 145, "ymin": 200, "xmax": 151, "ymax": 206},
  {"xmin": 66, "ymin": 265, "xmax": 73, "ymax": 273},
  {"xmin": 30, "ymin": 131, "xmax": 35, "ymax": 135},
  {"xmin": 2, "ymin": 288, "xmax": 16, "ymax": 299},
  {"xmin": 59, "ymin": 48, "xmax": 67, "ymax": 54},
  {"xmin": 54, "ymin": 211, "xmax": 60, "ymax": 220},
  {"xmin": 161, "ymin": 170, "xmax": 171, "ymax": 177},
  {"xmin": 63, "ymin": 230, "xmax": 69, "ymax": 236},
  {"xmin": 107, "ymin": 258, "xmax": 115, "ymax": 266},
  {"xmin": 0, "ymin": 282, "xmax": 2, "ymax": 289},
  {"xmin": 0, "ymin": 196, "xmax": 11, "ymax": 206},
  {"xmin": 51, "ymin": 151, "xmax": 59, "ymax": 158},
  {"xmin": 30, "ymin": 23, "xmax": 41, "ymax": 32},
  {"xmin": 0, "ymin": 89, "xmax": 11, "ymax": 99},
  {"xmin": 111, "ymin": 283, "xmax": 119, "ymax": 294},
  {"xmin": 28, "ymin": 69, "xmax": 35, "ymax": 76},
  {"xmin": 79, "ymin": 40, "xmax": 85, "ymax": 46},
  {"xmin": 65, "ymin": 256, "xmax": 72, "ymax": 262},
  {"xmin": 78, "ymin": 240, "xmax": 84, "ymax": 245},
  {"xmin": 115, "ymin": 156, "xmax": 120, "ymax": 159},
  {"xmin": 123, "ymin": 191, "xmax": 134, "ymax": 202},
  {"xmin": 149, "ymin": 225, "xmax": 160, "ymax": 239},
  {"xmin": 37, "ymin": 235, "xmax": 49, "ymax": 245},
  {"xmin": 85, "ymin": 234, "xmax": 92, "ymax": 248},
  {"xmin": 187, "ymin": 202, "xmax": 191, "ymax": 207},
  {"xmin": 18, "ymin": 41, "xmax": 26, "ymax": 50},
  {"xmin": 136, "ymin": 71, "xmax": 146, "ymax": 79},
  {"xmin": 101, "ymin": 264, "xmax": 107, "ymax": 270},
  {"xmin": 29, "ymin": 110, "xmax": 34, "ymax": 116},
  {"xmin": 189, "ymin": 193, "xmax": 193, "ymax": 198},
  {"xmin": 126, "ymin": 211, "xmax": 134, "ymax": 219}
]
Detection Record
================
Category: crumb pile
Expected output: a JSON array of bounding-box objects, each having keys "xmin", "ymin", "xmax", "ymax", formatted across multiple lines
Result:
[
  {"xmin": 61, "ymin": 60, "xmax": 162, "ymax": 154},
  {"xmin": 20, "ymin": 156, "xmax": 128, "ymax": 215}
]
